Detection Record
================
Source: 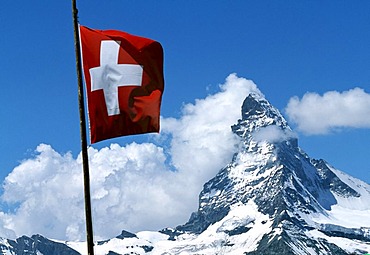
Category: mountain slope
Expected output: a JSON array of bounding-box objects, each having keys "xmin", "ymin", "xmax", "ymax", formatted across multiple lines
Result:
[{"xmin": 0, "ymin": 234, "xmax": 79, "ymax": 255}]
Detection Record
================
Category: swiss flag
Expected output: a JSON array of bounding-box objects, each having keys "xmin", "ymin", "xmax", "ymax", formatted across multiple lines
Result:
[{"xmin": 79, "ymin": 25, "xmax": 164, "ymax": 143}]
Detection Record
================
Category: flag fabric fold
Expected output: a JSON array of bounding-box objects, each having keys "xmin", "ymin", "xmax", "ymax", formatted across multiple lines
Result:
[{"xmin": 79, "ymin": 25, "xmax": 164, "ymax": 143}]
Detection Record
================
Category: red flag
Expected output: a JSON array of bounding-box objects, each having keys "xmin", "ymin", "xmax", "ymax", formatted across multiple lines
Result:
[{"xmin": 79, "ymin": 25, "xmax": 164, "ymax": 143}]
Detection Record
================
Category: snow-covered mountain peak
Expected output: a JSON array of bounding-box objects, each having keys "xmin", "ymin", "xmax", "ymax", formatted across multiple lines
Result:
[
  {"xmin": 169, "ymin": 93, "xmax": 370, "ymax": 254},
  {"xmin": 241, "ymin": 93, "xmax": 282, "ymax": 122},
  {"xmin": 234, "ymin": 93, "xmax": 289, "ymax": 135},
  {"xmin": 232, "ymin": 93, "xmax": 296, "ymax": 154}
]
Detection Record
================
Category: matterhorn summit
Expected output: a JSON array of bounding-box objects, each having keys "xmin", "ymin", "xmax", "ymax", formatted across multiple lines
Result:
[
  {"xmin": 1, "ymin": 92, "xmax": 369, "ymax": 255},
  {"xmin": 156, "ymin": 93, "xmax": 370, "ymax": 254}
]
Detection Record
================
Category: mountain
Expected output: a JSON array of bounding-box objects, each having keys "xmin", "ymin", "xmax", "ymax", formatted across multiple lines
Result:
[
  {"xmin": 0, "ymin": 234, "xmax": 79, "ymax": 255},
  {"xmin": 149, "ymin": 93, "xmax": 370, "ymax": 255},
  {"xmin": 162, "ymin": 93, "xmax": 370, "ymax": 254},
  {"xmin": 1, "ymin": 92, "xmax": 369, "ymax": 254}
]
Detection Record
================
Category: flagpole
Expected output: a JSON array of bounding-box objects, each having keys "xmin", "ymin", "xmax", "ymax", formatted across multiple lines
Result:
[{"xmin": 71, "ymin": 1, "xmax": 95, "ymax": 255}]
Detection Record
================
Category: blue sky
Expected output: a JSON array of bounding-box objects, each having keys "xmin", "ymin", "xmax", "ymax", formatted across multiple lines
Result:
[{"xmin": 0, "ymin": 1, "xmax": 370, "ymax": 241}]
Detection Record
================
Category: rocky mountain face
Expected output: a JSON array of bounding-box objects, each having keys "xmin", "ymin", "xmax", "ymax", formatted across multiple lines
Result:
[
  {"xmin": 0, "ymin": 234, "xmax": 79, "ymax": 255},
  {"xmin": 1, "ymin": 93, "xmax": 369, "ymax": 254},
  {"xmin": 162, "ymin": 93, "xmax": 370, "ymax": 254}
]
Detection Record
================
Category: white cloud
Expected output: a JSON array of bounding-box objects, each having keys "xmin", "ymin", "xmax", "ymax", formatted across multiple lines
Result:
[
  {"xmin": 285, "ymin": 87, "xmax": 370, "ymax": 135},
  {"xmin": 252, "ymin": 126, "xmax": 297, "ymax": 143},
  {"xmin": 0, "ymin": 74, "xmax": 261, "ymax": 241},
  {"xmin": 161, "ymin": 73, "xmax": 262, "ymax": 183}
]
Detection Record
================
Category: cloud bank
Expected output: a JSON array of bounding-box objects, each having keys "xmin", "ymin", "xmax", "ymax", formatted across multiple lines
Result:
[
  {"xmin": 285, "ymin": 88, "xmax": 370, "ymax": 135},
  {"xmin": 0, "ymin": 74, "xmax": 261, "ymax": 241}
]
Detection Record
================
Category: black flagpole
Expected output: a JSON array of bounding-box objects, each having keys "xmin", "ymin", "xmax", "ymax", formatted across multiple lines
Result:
[{"xmin": 71, "ymin": 0, "xmax": 95, "ymax": 255}]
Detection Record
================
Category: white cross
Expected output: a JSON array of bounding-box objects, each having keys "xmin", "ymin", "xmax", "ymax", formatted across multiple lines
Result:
[{"xmin": 89, "ymin": 40, "xmax": 143, "ymax": 116}]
